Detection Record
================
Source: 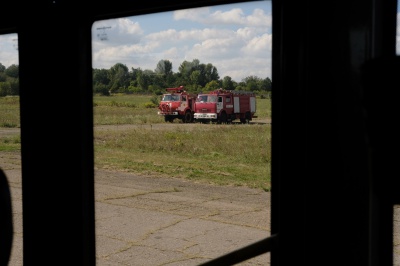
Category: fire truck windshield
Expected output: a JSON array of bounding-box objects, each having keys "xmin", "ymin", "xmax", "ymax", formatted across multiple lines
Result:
[
  {"xmin": 162, "ymin": 94, "xmax": 180, "ymax": 101},
  {"xmin": 196, "ymin": 95, "xmax": 218, "ymax": 103}
]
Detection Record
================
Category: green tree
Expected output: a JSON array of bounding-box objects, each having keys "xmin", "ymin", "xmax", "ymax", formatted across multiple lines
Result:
[
  {"xmin": 172, "ymin": 72, "xmax": 187, "ymax": 88},
  {"xmin": 9, "ymin": 79, "xmax": 19, "ymax": 95},
  {"xmin": 204, "ymin": 80, "xmax": 221, "ymax": 92},
  {"xmin": 178, "ymin": 59, "xmax": 219, "ymax": 87},
  {"xmin": 5, "ymin": 64, "xmax": 19, "ymax": 78},
  {"xmin": 151, "ymin": 74, "xmax": 167, "ymax": 90},
  {"xmin": 222, "ymin": 76, "xmax": 234, "ymax": 90},
  {"xmin": 93, "ymin": 68, "xmax": 110, "ymax": 86},
  {"xmin": 92, "ymin": 60, "xmax": 268, "ymax": 96},
  {"xmin": 0, "ymin": 63, "xmax": 5, "ymax": 73},
  {"xmin": 242, "ymin": 75, "xmax": 263, "ymax": 91},
  {"xmin": 0, "ymin": 72, "xmax": 6, "ymax": 82},
  {"xmin": 130, "ymin": 67, "xmax": 142, "ymax": 87},
  {"xmin": 235, "ymin": 81, "xmax": 247, "ymax": 91},
  {"xmin": 137, "ymin": 70, "xmax": 150, "ymax": 92},
  {"xmin": 108, "ymin": 63, "xmax": 130, "ymax": 93},
  {"xmin": 190, "ymin": 70, "xmax": 200, "ymax": 90},
  {"xmin": 0, "ymin": 82, "xmax": 11, "ymax": 97},
  {"xmin": 263, "ymin": 77, "xmax": 272, "ymax": 92},
  {"xmin": 93, "ymin": 83, "xmax": 110, "ymax": 96},
  {"xmin": 155, "ymin": 60, "xmax": 173, "ymax": 76},
  {"xmin": 205, "ymin": 63, "xmax": 219, "ymax": 83},
  {"xmin": 93, "ymin": 68, "xmax": 111, "ymax": 95},
  {"xmin": 178, "ymin": 60, "xmax": 193, "ymax": 83},
  {"xmin": 165, "ymin": 73, "xmax": 177, "ymax": 87}
]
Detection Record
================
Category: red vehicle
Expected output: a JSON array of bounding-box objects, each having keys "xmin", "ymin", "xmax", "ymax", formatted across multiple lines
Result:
[
  {"xmin": 157, "ymin": 86, "xmax": 197, "ymax": 123},
  {"xmin": 194, "ymin": 88, "xmax": 257, "ymax": 124}
]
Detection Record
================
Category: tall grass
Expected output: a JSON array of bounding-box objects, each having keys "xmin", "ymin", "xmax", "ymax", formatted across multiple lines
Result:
[
  {"xmin": 93, "ymin": 93, "xmax": 271, "ymax": 125},
  {"xmin": 95, "ymin": 123, "xmax": 271, "ymax": 190},
  {"xmin": 94, "ymin": 94, "xmax": 164, "ymax": 124},
  {"xmin": 0, "ymin": 94, "xmax": 271, "ymax": 190},
  {"xmin": 93, "ymin": 93, "xmax": 271, "ymax": 190},
  {"xmin": 0, "ymin": 93, "xmax": 271, "ymax": 126},
  {"xmin": 0, "ymin": 135, "xmax": 21, "ymax": 151},
  {"xmin": 0, "ymin": 96, "xmax": 20, "ymax": 128}
]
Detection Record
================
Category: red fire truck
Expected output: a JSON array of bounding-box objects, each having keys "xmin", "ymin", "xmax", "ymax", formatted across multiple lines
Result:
[
  {"xmin": 157, "ymin": 86, "xmax": 197, "ymax": 123},
  {"xmin": 193, "ymin": 88, "xmax": 257, "ymax": 124}
]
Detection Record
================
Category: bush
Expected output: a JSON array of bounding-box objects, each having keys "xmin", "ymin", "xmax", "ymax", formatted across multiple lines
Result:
[
  {"xmin": 0, "ymin": 82, "xmax": 11, "ymax": 97},
  {"xmin": 150, "ymin": 95, "xmax": 160, "ymax": 105},
  {"xmin": 144, "ymin": 102, "xmax": 157, "ymax": 108},
  {"xmin": 93, "ymin": 83, "xmax": 110, "ymax": 96}
]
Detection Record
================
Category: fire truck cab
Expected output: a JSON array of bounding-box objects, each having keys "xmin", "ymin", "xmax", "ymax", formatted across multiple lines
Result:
[{"xmin": 157, "ymin": 86, "xmax": 197, "ymax": 123}]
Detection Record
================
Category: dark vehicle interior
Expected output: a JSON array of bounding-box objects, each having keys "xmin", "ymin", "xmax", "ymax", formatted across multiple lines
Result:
[{"xmin": 1, "ymin": 0, "xmax": 399, "ymax": 265}]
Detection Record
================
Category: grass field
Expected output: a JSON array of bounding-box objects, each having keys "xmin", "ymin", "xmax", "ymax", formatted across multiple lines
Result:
[{"xmin": 0, "ymin": 94, "xmax": 271, "ymax": 190}]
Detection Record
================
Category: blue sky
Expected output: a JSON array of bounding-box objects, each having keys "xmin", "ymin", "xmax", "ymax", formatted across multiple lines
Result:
[
  {"xmin": 1, "ymin": 1, "xmax": 400, "ymax": 82},
  {"xmin": 91, "ymin": 1, "xmax": 272, "ymax": 81},
  {"xmin": 0, "ymin": 1, "xmax": 271, "ymax": 82}
]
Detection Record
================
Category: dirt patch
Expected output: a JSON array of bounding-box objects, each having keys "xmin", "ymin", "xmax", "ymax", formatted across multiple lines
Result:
[
  {"xmin": 95, "ymin": 118, "xmax": 271, "ymax": 132},
  {"xmin": 0, "ymin": 128, "xmax": 20, "ymax": 138}
]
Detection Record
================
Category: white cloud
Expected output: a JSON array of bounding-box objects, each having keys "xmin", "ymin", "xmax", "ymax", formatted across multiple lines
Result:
[
  {"xmin": 0, "ymin": 34, "xmax": 19, "ymax": 67},
  {"xmin": 173, "ymin": 6, "xmax": 271, "ymax": 28},
  {"xmin": 1, "ymin": 2, "xmax": 273, "ymax": 81},
  {"xmin": 92, "ymin": 18, "xmax": 143, "ymax": 47},
  {"xmin": 246, "ymin": 8, "xmax": 271, "ymax": 27},
  {"xmin": 397, "ymin": 12, "xmax": 400, "ymax": 55},
  {"xmin": 241, "ymin": 33, "xmax": 272, "ymax": 54},
  {"xmin": 208, "ymin": 8, "xmax": 247, "ymax": 25},
  {"xmin": 146, "ymin": 28, "xmax": 232, "ymax": 42},
  {"xmin": 91, "ymin": 4, "xmax": 273, "ymax": 80},
  {"xmin": 3, "ymin": 4, "xmax": 400, "ymax": 82},
  {"xmin": 173, "ymin": 7, "xmax": 211, "ymax": 22}
]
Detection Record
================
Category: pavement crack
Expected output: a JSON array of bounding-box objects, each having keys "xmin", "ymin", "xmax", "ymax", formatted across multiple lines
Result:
[{"xmin": 101, "ymin": 188, "xmax": 180, "ymax": 201}]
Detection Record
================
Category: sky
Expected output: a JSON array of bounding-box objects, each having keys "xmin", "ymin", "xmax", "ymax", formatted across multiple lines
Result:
[
  {"xmin": 0, "ymin": 1, "xmax": 271, "ymax": 82},
  {"xmin": 1, "ymin": 1, "xmax": 400, "ymax": 82},
  {"xmin": 91, "ymin": 1, "xmax": 272, "ymax": 82}
]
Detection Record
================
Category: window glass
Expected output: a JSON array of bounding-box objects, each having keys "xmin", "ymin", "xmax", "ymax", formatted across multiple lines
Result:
[
  {"xmin": 397, "ymin": 2, "xmax": 400, "ymax": 54},
  {"xmin": 395, "ymin": 205, "xmax": 400, "ymax": 265},
  {"xmin": 395, "ymin": 4, "xmax": 399, "ymax": 265},
  {"xmin": 92, "ymin": 1, "xmax": 272, "ymax": 265},
  {"xmin": 0, "ymin": 32, "xmax": 21, "ymax": 266}
]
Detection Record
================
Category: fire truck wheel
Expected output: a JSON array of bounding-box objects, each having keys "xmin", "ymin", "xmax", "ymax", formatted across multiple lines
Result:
[
  {"xmin": 164, "ymin": 116, "xmax": 174, "ymax": 123},
  {"xmin": 218, "ymin": 112, "xmax": 227, "ymax": 124},
  {"xmin": 245, "ymin": 112, "xmax": 251, "ymax": 124},
  {"xmin": 183, "ymin": 112, "xmax": 192, "ymax": 123}
]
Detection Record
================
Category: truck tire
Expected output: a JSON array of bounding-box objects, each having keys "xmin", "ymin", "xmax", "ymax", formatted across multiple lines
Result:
[
  {"xmin": 165, "ymin": 116, "xmax": 174, "ymax": 123},
  {"xmin": 182, "ymin": 111, "xmax": 192, "ymax": 123},
  {"xmin": 217, "ymin": 112, "xmax": 227, "ymax": 124},
  {"xmin": 245, "ymin": 112, "xmax": 251, "ymax": 124}
]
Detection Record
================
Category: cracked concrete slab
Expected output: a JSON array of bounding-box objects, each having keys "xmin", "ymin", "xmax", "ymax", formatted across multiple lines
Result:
[
  {"xmin": 3, "ymin": 152, "xmax": 271, "ymax": 266},
  {"xmin": 93, "ymin": 170, "xmax": 270, "ymax": 265},
  {"xmin": 4, "ymin": 150, "xmax": 399, "ymax": 265}
]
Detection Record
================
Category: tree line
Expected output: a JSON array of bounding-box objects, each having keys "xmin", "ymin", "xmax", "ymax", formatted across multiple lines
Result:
[
  {"xmin": 0, "ymin": 59, "xmax": 272, "ymax": 97},
  {"xmin": 0, "ymin": 63, "xmax": 19, "ymax": 96}
]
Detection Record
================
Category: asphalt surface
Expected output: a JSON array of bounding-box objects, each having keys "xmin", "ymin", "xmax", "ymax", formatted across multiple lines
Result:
[
  {"xmin": 1, "ymin": 149, "xmax": 271, "ymax": 266},
  {"xmin": 2, "ymin": 124, "xmax": 399, "ymax": 265}
]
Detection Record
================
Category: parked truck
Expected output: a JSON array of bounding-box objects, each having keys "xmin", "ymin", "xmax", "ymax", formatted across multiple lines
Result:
[
  {"xmin": 157, "ymin": 86, "xmax": 197, "ymax": 123},
  {"xmin": 193, "ymin": 88, "xmax": 257, "ymax": 124}
]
